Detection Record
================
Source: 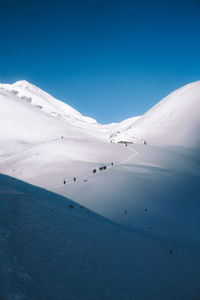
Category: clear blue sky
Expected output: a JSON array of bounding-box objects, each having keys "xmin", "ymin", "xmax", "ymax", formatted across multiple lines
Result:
[{"xmin": 0, "ymin": 0, "xmax": 200, "ymax": 123}]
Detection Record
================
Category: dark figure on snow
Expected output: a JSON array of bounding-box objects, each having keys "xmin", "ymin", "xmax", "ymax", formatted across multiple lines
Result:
[
  {"xmin": 63, "ymin": 180, "xmax": 66, "ymax": 185},
  {"xmin": 93, "ymin": 169, "xmax": 97, "ymax": 174},
  {"xmin": 111, "ymin": 162, "xmax": 113, "ymax": 166},
  {"xmin": 73, "ymin": 177, "xmax": 76, "ymax": 182},
  {"xmin": 144, "ymin": 140, "xmax": 147, "ymax": 146},
  {"xmin": 99, "ymin": 166, "xmax": 103, "ymax": 171},
  {"xmin": 61, "ymin": 136, "xmax": 64, "ymax": 139},
  {"xmin": 103, "ymin": 166, "xmax": 107, "ymax": 170}
]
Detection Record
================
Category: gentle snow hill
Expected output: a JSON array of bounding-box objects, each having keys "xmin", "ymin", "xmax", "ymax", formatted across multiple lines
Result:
[
  {"xmin": 112, "ymin": 81, "xmax": 200, "ymax": 148},
  {"xmin": 62, "ymin": 144, "xmax": 200, "ymax": 251},
  {"xmin": 103, "ymin": 115, "xmax": 140, "ymax": 131},
  {"xmin": 1, "ymin": 174, "xmax": 200, "ymax": 300}
]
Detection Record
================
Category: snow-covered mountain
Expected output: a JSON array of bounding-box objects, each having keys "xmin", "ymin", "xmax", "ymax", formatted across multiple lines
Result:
[
  {"xmin": 0, "ymin": 80, "xmax": 107, "ymax": 156},
  {"xmin": 2, "ymin": 79, "xmax": 200, "ymax": 151},
  {"xmin": 0, "ymin": 80, "xmax": 97, "ymax": 124},
  {"xmin": 0, "ymin": 80, "xmax": 200, "ymax": 300},
  {"xmin": 111, "ymin": 81, "xmax": 200, "ymax": 148}
]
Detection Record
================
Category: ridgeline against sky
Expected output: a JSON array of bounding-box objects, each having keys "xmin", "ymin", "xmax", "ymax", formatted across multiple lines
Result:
[{"xmin": 0, "ymin": 0, "xmax": 200, "ymax": 123}]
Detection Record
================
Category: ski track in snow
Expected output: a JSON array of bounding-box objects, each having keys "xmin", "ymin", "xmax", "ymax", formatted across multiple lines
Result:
[
  {"xmin": 47, "ymin": 144, "xmax": 139, "ymax": 192},
  {"xmin": 0, "ymin": 134, "xmax": 141, "ymax": 198}
]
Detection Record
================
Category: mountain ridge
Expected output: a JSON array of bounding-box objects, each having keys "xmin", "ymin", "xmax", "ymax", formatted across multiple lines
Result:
[
  {"xmin": 1, "ymin": 79, "xmax": 200, "ymax": 149},
  {"xmin": 110, "ymin": 80, "xmax": 200, "ymax": 148}
]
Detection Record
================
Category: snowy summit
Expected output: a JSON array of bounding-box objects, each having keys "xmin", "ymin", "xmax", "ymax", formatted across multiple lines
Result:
[{"xmin": 0, "ymin": 80, "xmax": 200, "ymax": 300}]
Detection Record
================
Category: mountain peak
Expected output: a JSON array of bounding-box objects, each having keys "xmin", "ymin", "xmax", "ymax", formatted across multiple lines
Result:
[{"xmin": 13, "ymin": 80, "xmax": 33, "ymax": 87}]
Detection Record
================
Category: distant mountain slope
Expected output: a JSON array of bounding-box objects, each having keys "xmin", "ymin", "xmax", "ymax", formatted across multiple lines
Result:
[
  {"xmin": 0, "ymin": 88, "xmax": 85, "ymax": 155},
  {"xmin": 0, "ymin": 80, "xmax": 141, "ymax": 157},
  {"xmin": 111, "ymin": 81, "xmax": 200, "ymax": 148},
  {"xmin": 0, "ymin": 80, "xmax": 97, "ymax": 125},
  {"xmin": 0, "ymin": 81, "xmax": 110, "ymax": 156}
]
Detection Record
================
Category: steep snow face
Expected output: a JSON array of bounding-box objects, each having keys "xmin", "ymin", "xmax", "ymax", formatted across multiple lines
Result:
[
  {"xmin": 111, "ymin": 81, "xmax": 200, "ymax": 148},
  {"xmin": 0, "ymin": 80, "xmax": 97, "ymax": 126}
]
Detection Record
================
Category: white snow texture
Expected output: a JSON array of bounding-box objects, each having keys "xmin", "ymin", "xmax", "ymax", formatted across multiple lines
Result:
[{"xmin": 0, "ymin": 80, "xmax": 200, "ymax": 300}]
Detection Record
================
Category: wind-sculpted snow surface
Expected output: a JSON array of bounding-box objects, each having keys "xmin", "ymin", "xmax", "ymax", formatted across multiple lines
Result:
[{"xmin": 0, "ymin": 80, "xmax": 200, "ymax": 299}]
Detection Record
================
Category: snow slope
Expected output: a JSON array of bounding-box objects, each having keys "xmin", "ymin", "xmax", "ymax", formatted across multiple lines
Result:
[
  {"xmin": 0, "ymin": 80, "xmax": 200, "ymax": 299},
  {"xmin": 111, "ymin": 81, "xmax": 200, "ymax": 148},
  {"xmin": 0, "ymin": 80, "xmax": 135, "ymax": 157},
  {"xmin": 0, "ymin": 82, "xmax": 107, "ymax": 157},
  {"xmin": 1, "ymin": 174, "xmax": 200, "ymax": 300},
  {"xmin": 0, "ymin": 80, "xmax": 97, "ymax": 125}
]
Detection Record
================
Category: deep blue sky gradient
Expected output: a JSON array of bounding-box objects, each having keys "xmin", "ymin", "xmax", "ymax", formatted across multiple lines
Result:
[{"xmin": 0, "ymin": 0, "xmax": 200, "ymax": 123}]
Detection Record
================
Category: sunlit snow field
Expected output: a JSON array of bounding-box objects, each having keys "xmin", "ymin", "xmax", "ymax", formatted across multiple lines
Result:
[{"xmin": 0, "ymin": 80, "xmax": 200, "ymax": 299}]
